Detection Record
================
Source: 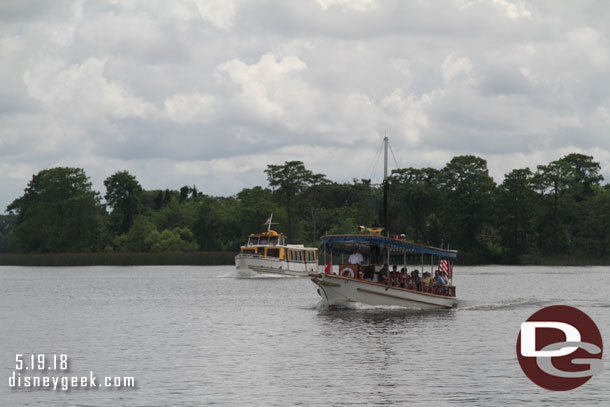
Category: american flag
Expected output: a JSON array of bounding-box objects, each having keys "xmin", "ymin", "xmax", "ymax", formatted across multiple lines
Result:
[
  {"xmin": 264, "ymin": 217, "xmax": 271, "ymax": 225},
  {"xmin": 439, "ymin": 259, "xmax": 452, "ymax": 279}
]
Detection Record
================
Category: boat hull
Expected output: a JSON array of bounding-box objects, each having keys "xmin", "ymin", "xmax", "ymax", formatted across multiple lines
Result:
[
  {"xmin": 235, "ymin": 254, "xmax": 318, "ymax": 277},
  {"xmin": 311, "ymin": 273, "xmax": 458, "ymax": 309}
]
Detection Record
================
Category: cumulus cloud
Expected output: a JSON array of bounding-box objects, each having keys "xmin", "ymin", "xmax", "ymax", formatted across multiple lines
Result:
[
  {"xmin": 2, "ymin": 0, "xmax": 610, "ymax": 211},
  {"xmin": 217, "ymin": 53, "xmax": 309, "ymax": 124}
]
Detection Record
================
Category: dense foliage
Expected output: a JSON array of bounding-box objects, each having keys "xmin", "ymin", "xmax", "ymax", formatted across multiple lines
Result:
[
  {"xmin": 3, "ymin": 153, "xmax": 610, "ymax": 263},
  {"xmin": 5, "ymin": 167, "xmax": 104, "ymax": 252}
]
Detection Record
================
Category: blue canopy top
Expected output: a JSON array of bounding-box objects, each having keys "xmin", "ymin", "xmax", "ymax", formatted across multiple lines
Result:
[{"xmin": 321, "ymin": 234, "xmax": 457, "ymax": 259}]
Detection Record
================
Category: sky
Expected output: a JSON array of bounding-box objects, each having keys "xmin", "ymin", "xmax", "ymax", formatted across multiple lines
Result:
[{"xmin": 2, "ymin": 0, "xmax": 610, "ymax": 212}]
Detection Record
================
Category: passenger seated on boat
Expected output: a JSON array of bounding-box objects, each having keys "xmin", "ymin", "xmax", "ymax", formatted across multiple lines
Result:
[
  {"xmin": 390, "ymin": 265, "xmax": 399, "ymax": 286},
  {"xmin": 378, "ymin": 264, "xmax": 390, "ymax": 284},
  {"xmin": 433, "ymin": 270, "xmax": 443, "ymax": 285},
  {"xmin": 432, "ymin": 270, "xmax": 447, "ymax": 294},
  {"xmin": 440, "ymin": 270, "xmax": 449, "ymax": 294},
  {"xmin": 410, "ymin": 270, "xmax": 421, "ymax": 290},
  {"xmin": 399, "ymin": 268, "xmax": 408, "ymax": 288}
]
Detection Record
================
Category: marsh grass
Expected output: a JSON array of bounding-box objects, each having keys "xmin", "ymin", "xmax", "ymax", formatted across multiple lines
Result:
[{"xmin": 0, "ymin": 251, "xmax": 237, "ymax": 267}]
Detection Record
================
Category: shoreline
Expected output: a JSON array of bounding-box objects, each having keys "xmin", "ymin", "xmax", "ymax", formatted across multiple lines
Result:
[{"xmin": 1, "ymin": 252, "xmax": 609, "ymax": 267}]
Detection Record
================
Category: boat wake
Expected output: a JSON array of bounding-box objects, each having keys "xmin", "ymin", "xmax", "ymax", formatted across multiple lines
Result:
[
  {"xmin": 314, "ymin": 299, "xmax": 425, "ymax": 312},
  {"xmin": 459, "ymin": 298, "xmax": 553, "ymax": 311},
  {"xmin": 229, "ymin": 270, "xmax": 300, "ymax": 279}
]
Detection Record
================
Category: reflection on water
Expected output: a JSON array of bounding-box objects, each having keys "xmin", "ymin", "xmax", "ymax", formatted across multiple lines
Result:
[
  {"xmin": 0, "ymin": 265, "xmax": 609, "ymax": 406},
  {"xmin": 318, "ymin": 306, "xmax": 457, "ymax": 326}
]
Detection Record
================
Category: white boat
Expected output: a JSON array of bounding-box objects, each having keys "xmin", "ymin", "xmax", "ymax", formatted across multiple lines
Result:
[
  {"xmin": 310, "ymin": 137, "xmax": 458, "ymax": 309},
  {"xmin": 310, "ymin": 234, "xmax": 458, "ymax": 309},
  {"xmin": 235, "ymin": 215, "xmax": 318, "ymax": 276}
]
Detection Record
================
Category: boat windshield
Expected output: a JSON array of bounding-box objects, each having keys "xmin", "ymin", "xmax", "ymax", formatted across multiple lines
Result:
[{"xmin": 248, "ymin": 235, "xmax": 284, "ymax": 246}]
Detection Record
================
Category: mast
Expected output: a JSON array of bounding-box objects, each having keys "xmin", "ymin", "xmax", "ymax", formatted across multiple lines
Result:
[{"xmin": 383, "ymin": 136, "xmax": 389, "ymax": 237}]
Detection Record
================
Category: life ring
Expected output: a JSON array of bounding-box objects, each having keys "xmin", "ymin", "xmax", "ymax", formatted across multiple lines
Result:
[{"xmin": 340, "ymin": 268, "xmax": 355, "ymax": 278}]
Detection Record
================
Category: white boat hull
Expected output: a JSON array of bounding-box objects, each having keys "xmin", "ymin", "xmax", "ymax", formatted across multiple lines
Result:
[
  {"xmin": 235, "ymin": 254, "xmax": 318, "ymax": 276},
  {"xmin": 311, "ymin": 273, "xmax": 458, "ymax": 309}
]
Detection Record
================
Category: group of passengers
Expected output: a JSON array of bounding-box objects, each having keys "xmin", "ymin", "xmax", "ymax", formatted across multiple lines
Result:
[
  {"xmin": 377, "ymin": 263, "xmax": 449, "ymax": 289},
  {"xmin": 348, "ymin": 248, "xmax": 450, "ymax": 293}
]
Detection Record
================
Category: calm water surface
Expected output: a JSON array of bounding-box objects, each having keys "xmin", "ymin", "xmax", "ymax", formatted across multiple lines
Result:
[{"xmin": 1, "ymin": 265, "xmax": 609, "ymax": 406}]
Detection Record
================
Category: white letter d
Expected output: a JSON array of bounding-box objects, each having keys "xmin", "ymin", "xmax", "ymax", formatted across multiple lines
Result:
[{"xmin": 520, "ymin": 322, "xmax": 581, "ymax": 357}]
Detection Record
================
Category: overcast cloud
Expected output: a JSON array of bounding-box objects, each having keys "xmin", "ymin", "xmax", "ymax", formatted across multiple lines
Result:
[{"xmin": 2, "ymin": 0, "xmax": 610, "ymax": 211}]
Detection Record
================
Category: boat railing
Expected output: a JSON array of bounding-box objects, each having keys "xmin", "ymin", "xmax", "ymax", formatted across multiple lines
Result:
[
  {"xmin": 332, "ymin": 264, "xmax": 456, "ymax": 298},
  {"xmin": 237, "ymin": 253, "xmax": 263, "ymax": 259}
]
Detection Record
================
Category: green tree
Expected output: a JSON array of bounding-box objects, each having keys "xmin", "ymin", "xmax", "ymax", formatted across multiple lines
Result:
[
  {"xmin": 7, "ymin": 167, "xmax": 103, "ymax": 252},
  {"xmin": 265, "ymin": 161, "xmax": 328, "ymax": 241},
  {"xmin": 114, "ymin": 215, "xmax": 156, "ymax": 252},
  {"xmin": 154, "ymin": 191, "xmax": 164, "ymax": 210},
  {"xmin": 193, "ymin": 196, "xmax": 222, "ymax": 250},
  {"xmin": 236, "ymin": 187, "xmax": 282, "ymax": 237},
  {"xmin": 576, "ymin": 185, "xmax": 610, "ymax": 257},
  {"xmin": 179, "ymin": 186, "xmax": 190, "ymax": 203},
  {"xmin": 389, "ymin": 167, "xmax": 441, "ymax": 243},
  {"xmin": 0, "ymin": 214, "xmax": 16, "ymax": 252},
  {"xmin": 560, "ymin": 153, "xmax": 603, "ymax": 199},
  {"xmin": 151, "ymin": 199, "xmax": 198, "ymax": 232},
  {"xmin": 440, "ymin": 155, "xmax": 496, "ymax": 254},
  {"xmin": 534, "ymin": 154, "xmax": 604, "ymax": 255},
  {"xmin": 146, "ymin": 227, "xmax": 199, "ymax": 252},
  {"xmin": 104, "ymin": 171, "xmax": 142, "ymax": 235},
  {"xmin": 496, "ymin": 168, "xmax": 538, "ymax": 257}
]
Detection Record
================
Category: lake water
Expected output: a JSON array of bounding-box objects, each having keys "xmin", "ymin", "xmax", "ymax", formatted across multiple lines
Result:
[{"xmin": 1, "ymin": 265, "xmax": 608, "ymax": 406}]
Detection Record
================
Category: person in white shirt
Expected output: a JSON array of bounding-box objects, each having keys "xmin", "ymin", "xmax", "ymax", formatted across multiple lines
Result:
[{"xmin": 348, "ymin": 248, "xmax": 364, "ymax": 265}]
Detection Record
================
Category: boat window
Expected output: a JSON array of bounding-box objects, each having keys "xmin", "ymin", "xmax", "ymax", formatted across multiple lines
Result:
[
  {"xmin": 259, "ymin": 237, "xmax": 269, "ymax": 245},
  {"xmin": 297, "ymin": 251, "xmax": 303, "ymax": 262},
  {"xmin": 289, "ymin": 250, "xmax": 295, "ymax": 261},
  {"xmin": 269, "ymin": 236, "xmax": 279, "ymax": 245},
  {"xmin": 266, "ymin": 248, "xmax": 280, "ymax": 258},
  {"xmin": 248, "ymin": 236, "xmax": 259, "ymax": 245},
  {"xmin": 243, "ymin": 248, "xmax": 257, "ymax": 255}
]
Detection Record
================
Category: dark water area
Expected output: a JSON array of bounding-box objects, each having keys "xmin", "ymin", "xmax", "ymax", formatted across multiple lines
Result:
[{"xmin": 1, "ymin": 265, "xmax": 609, "ymax": 406}]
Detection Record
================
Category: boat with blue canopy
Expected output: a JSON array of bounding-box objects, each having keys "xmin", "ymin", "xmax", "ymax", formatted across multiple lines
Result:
[
  {"xmin": 311, "ymin": 233, "xmax": 458, "ymax": 309},
  {"xmin": 310, "ymin": 138, "xmax": 458, "ymax": 309}
]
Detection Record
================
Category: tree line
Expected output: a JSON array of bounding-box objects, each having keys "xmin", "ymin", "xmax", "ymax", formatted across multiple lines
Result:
[{"xmin": 2, "ymin": 153, "xmax": 610, "ymax": 264}]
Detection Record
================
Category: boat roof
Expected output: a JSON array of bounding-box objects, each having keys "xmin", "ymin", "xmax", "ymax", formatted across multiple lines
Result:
[
  {"xmin": 242, "ymin": 243, "xmax": 316, "ymax": 251},
  {"xmin": 321, "ymin": 234, "xmax": 457, "ymax": 259},
  {"xmin": 286, "ymin": 244, "xmax": 317, "ymax": 250},
  {"xmin": 249, "ymin": 230, "xmax": 284, "ymax": 237}
]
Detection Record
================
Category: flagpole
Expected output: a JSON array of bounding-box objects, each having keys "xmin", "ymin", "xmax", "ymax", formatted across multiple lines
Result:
[{"xmin": 267, "ymin": 213, "xmax": 273, "ymax": 233}]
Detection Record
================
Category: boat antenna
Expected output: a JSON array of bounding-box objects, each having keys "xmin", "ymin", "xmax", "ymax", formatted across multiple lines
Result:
[{"xmin": 383, "ymin": 136, "xmax": 389, "ymax": 237}]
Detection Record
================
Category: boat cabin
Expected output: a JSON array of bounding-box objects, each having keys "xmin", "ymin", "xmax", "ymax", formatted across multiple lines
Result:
[
  {"xmin": 247, "ymin": 230, "xmax": 286, "ymax": 247},
  {"xmin": 240, "ymin": 230, "xmax": 317, "ymax": 263}
]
